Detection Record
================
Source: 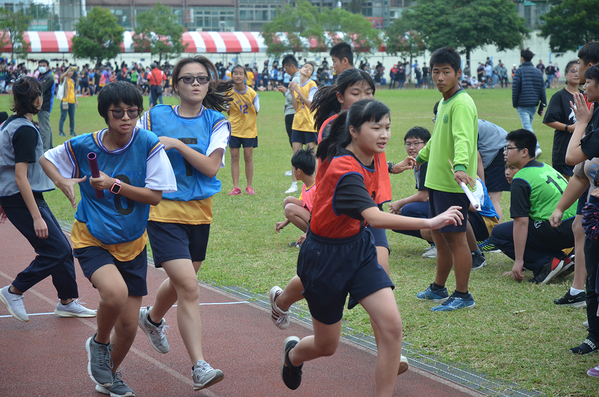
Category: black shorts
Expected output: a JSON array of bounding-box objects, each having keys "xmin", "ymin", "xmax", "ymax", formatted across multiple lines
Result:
[
  {"xmin": 147, "ymin": 221, "xmax": 211, "ymax": 267},
  {"xmin": 74, "ymin": 246, "xmax": 148, "ymax": 296},
  {"xmin": 229, "ymin": 136, "xmax": 258, "ymax": 148},
  {"xmin": 469, "ymin": 211, "xmax": 490, "ymax": 241},
  {"xmin": 291, "ymin": 130, "xmax": 318, "ymax": 144},
  {"xmin": 428, "ymin": 188, "xmax": 469, "ymax": 233},
  {"xmin": 298, "ymin": 228, "xmax": 394, "ymax": 325},
  {"xmin": 484, "ymin": 149, "xmax": 510, "ymax": 192},
  {"xmin": 285, "ymin": 114, "xmax": 294, "ymax": 147},
  {"xmin": 577, "ymin": 187, "xmax": 590, "ymax": 215},
  {"xmin": 553, "ymin": 163, "xmax": 574, "ymax": 177}
]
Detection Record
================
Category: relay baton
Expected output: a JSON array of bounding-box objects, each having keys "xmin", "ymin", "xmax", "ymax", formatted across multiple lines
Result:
[
  {"xmin": 460, "ymin": 182, "xmax": 481, "ymax": 211},
  {"xmin": 87, "ymin": 152, "xmax": 104, "ymax": 199}
]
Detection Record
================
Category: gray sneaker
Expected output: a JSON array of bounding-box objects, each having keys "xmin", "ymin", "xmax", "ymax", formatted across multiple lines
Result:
[
  {"xmin": 55, "ymin": 299, "xmax": 97, "ymax": 318},
  {"xmin": 421, "ymin": 245, "xmax": 437, "ymax": 258},
  {"xmin": 0, "ymin": 285, "xmax": 28, "ymax": 322},
  {"xmin": 95, "ymin": 370, "xmax": 135, "ymax": 397},
  {"xmin": 138, "ymin": 306, "xmax": 169, "ymax": 353},
  {"xmin": 86, "ymin": 334, "xmax": 113, "ymax": 387},
  {"xmin": 192, "ymin": 360, "xmax": 224, "ymax": 390}
]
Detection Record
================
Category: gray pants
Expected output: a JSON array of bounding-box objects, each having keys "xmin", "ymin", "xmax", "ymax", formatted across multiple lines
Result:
[{"xmin": 38, "ymin": 110, "xmax": 53, "ymax": 152}]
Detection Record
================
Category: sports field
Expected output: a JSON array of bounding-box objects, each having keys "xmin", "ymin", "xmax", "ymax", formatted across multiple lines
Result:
[{"xmin": 1, "ymin": 86, "xmax": 596, "ymax": 396}]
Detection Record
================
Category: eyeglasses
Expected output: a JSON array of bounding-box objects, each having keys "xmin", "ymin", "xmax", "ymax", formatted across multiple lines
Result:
[
  {"xmin": 504, "ymin": 145, "xmax": 520, "ymax": 152},
  {"xmin": 405, "ymin": 141, "xmax": 425, "ymax": 148},
  {"xmin": 109, "ymin": 108, "xmax": 142, "ymax": 119},
  {"xmin": 178, "ymin": 75, "xmax": 209, "ymax": 85}
]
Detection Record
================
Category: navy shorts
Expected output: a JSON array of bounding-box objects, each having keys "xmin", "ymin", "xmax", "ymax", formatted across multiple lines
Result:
[
  {"xmin": 229, "ymin": 136, "xmax": 258, "ymax": 148},
  {"xmin": 74, "ymin": 246, "xmax": 148, "ymax": 296},
  {"xmin": 553, "ymin": 163, "xmax": 574, "ymax": 177},
  {"xmin": 291, "ymin": 130, "xmax": 318, "ymax": 144},
  {"xmin": 365, "ymin": 225, "xmax": 389, "ymax": 251},
  {"xmin": 147, "ymin": 221, "xmax": 210, "ymax": 267},
  {"xmin": 428, "ymin": 188, "xmax": 469, "ymax": 233},
  {"xmin": 297, "ymin": 228, "xmax": 395, "ymax": 325},
  {"xmin": 577, "ymin": 187, "xmax": 590, "ymax": 215},
  {"xmin": 484, "ymin": 150, "xmax": 510, "ymax": 192}
]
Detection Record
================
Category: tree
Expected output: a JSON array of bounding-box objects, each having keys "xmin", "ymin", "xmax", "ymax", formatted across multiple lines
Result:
[
  {"xmin": 0, "ymin": 8, "xmax": 32, "ymax": 62},
  {"xmin": 261, "ymin": 1, "xmax": 325, "ymax": 55},
  {"xmin": 132, "ymin": 3, "xmax": 187, "ymax": 66},
  {"xmin": 539, "ymin": 0, "xmax": 599, "ymax": 53},
  {"xmin": 400, "ymin": 0, "xmax": 529, "ymax": 67},
  {"xmin": 385, "ymin": 18, "xmax": 426, "ymax": 66},
  {"xmin": 23, "ymin": 3, "xmax": 61, "ymax": 31},
  {"xmin": 321, "ymin": 8, "xmax": 383, "ymax": 54},
  {"xmin": 72, "ymin": 7, "xmax": 124, "ymax": 66}
]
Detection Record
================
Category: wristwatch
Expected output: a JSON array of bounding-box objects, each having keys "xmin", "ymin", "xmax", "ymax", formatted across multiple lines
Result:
[{"xmin": 110, "ymin": 178, "xmax": 122, "ymax": 195}]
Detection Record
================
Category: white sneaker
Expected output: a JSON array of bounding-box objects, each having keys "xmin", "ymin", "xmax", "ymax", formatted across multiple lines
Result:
[
  {"xmin": 138, "ymin": 306, "xmax": 170, "ymax": 353},
  {"xmin": 285, "ymin": 170, "xmax": 293, "ymax": 176},
  {"xmin": 269, "ymin": 286, "xmax": 290, "ymax": 329},
  {"xmin": 192, "ymin": 360, "xmax": 224, "ymax": 390},
  {"xmin": 55, "ymin": 299, "xmax": 96, "ymax": 318},
  {"xmin": 535, "ymin": 147, "xmax": 542, "ymax": 159},
  {"xmin": 285, "ymin": 182, "xmax": 298, "ymax": 194},
  {"xmin": 0, "ymin": 285, "xmax": 28, "ymax": 322},
  {"xmin": 398, "ymin": 354, "xmax": 409, "ymax": 375},
  {"xmin": 584, "ymin": 320, "xmax": 589, "ymax": 328},
  {"xmin": 421, "ymin": 245, "xmax": 437, "ymax": 258}
]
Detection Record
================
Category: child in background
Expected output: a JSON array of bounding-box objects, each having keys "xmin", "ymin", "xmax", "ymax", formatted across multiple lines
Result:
[
  {"xmin": 40, "ymin": 81, "xmax": 176, "ymax": 396},
  {"xmin": 275, "ymin": 148, "xmax": 316, "ymax": 238},
  {"xmin": 286, "ymin": 61, "xmax": 318, "ymax": 194},
  {"xmin": 0, "ymin": 77, "xmax": 95, "ymax": 323},
  {"xmin": 280, "ymin": 99, "xmax": 463, "ymax": 394},
  {"xmin": 228, "ymin": 65, "xmax": 259, "ymax": 195},
  {"xmin": 415, "ymin": 47, "xmax": 479, "ymax": 311}
]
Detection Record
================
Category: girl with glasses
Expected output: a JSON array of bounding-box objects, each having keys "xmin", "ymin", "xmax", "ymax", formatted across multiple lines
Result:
[{"xmin": 136, "ymin": 55, "xmax": 233, "ymax": 391}]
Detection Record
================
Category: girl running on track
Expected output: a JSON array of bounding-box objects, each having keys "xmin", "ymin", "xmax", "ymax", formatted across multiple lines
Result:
[{"xmin": 136, "ymin": 55, "xmax": 233, "ymax": 391}]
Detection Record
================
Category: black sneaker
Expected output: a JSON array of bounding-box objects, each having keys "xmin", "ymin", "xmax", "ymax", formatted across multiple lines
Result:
[
  {"xmin": 281, "ymin": 336, "xmax": 303, "ymax": 390},
  {"xmin": 569, "ymin": 337, "xmax": 599, "ymax": 355},
  {"xmin": 554, "ymin": 291, "xmax": 587, "ymax": 308},
  {"xmin": 529, "ymin": 257, "xmax": 563, "ymax": 284},
  {"xmin": 471, "ymin": 252, "xmax": 487, "ymax": 270}
]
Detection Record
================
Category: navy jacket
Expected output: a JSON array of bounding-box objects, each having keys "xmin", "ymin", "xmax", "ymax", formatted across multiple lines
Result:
[{"xmin": 512, "ymin": 61, "xmax": 547, "ymax": 108}]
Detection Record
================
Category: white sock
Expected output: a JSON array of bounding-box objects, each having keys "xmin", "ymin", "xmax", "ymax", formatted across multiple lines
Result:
[
  {"xmin": 570, "ymin": 287, "xmax": 584, "ymax": 296},
  {"xmin": 290, "ymin": 181, "xmax": 297, "ymax": 186}
]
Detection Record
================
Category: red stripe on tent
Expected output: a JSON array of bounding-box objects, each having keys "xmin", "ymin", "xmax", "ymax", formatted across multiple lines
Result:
[
  {"xmin": 242, "ymin": 32, "xmax": 259, "ymax": 53},
  {"xmin": 182, "ymin": 33, "xmax": 195, "ymax": 53},
  {"xmin": 199, "ymin": 32, "xmax": 216, "ymax": 53},
  {"xmin": 37, "ymin": 32, "xmax": 60, "ymax": 52},
  {"xmin": 220, "ymin": 32, "xmax": 241, "ymax": 53}
]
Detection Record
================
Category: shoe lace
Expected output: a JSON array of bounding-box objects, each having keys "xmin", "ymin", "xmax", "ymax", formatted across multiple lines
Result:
[
  {"xmin": 99, "ymin": 342, "xmax": 114, "ymax": 371},
  {"xmin": 112, "ymin": 369, "xmax": 125, "ymax": 386},
  {"xmin": 194, "ymin": 360, "xmax": 214, "ymax": 375},
  {"xmin": 149, "ymin": 322, "xmax": 169, "ymax": 340}
]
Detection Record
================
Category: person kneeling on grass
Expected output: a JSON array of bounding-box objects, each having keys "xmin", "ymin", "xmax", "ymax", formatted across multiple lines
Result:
[
  {"xmin": 279, "ymin": 99, "xmax": 463, "ymax": 395},
  {"xmin": 275, "ymin": 148, "xmax": 316, "ymax": 244},
  {"xmin": 491, "ymin": 129, "xmax": 576, "ymax": 284}
]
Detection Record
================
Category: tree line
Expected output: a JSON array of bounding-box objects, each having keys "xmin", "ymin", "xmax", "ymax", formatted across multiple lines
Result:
[{"xmin": 1, "ymin": 0, "xmax": 598, "ymax": 66}]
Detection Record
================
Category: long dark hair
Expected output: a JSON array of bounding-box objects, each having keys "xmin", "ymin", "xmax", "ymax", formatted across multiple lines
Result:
[
  {"xmin": 171, "ymin": 55, "xmax": 232, "ymax": 112},
  {"xmin": 316, "ymin": 99, "xmax": 390, "ymax": 162},
  {"xmin": 311, "ymin": 68, "xmax": 375, "ymax": 132},
  {"xmin": 11, "ymin": 76, "xmax": 42, "ymax": 116}
]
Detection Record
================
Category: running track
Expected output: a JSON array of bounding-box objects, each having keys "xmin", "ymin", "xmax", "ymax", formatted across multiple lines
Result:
[{"xmin": 0, "ymin": 221, "xmax": 487, "ymax": 396}]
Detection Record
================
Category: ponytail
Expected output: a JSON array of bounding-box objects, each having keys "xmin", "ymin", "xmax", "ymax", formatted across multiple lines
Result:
[
  {"xmin": 316, "ymin": 110, "xmax": 351, "ymax": 162},
  {"xmin": 311, "ymin": 85, "xmax": 341, "ymax": 132}
]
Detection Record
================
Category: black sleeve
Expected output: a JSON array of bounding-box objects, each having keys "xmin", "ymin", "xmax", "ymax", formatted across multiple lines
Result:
[
  {"xmin": 509, "ymin": 178, "xmax": 531, "ymax": 218},
  {"xmin": 40, "ymin": 74, "xmax": 54, "ymax": 92},
  {"xmin": 12, "ymin": 126, "xmax": 39, "ymax": 163},
  {"xmin": 417, "ymin": 162, "xmax": 428, "ymax": 191},
  {"xmin": 581, "ymin": 128, "xmax": 599, "ymax": 159},
  {"xmin": 542, "ymin": 90, "xmax": 565, "ymax": 124},
  {"xmin": 333, "ymin": 174, "xmax": 377, "ymax": 220}
]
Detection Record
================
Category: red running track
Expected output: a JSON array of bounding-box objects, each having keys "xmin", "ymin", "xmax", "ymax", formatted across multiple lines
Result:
[{"xmin": 0, "ymin": 221, "xmax": 485, "ymax": 396}]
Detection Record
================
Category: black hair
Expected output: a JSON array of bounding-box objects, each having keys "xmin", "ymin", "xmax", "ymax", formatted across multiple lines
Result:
[
  {"xmin": 317, "ymin": 99, "xmax": 390, "ymax": 162},
  {"xmin": 282, "ymin": 54, "xmax": 298, "ymax": 68},
  {"xmin": 11, "ymin": 76, "xmax": 42, "ymax": 116},
  {"xmin": 97, "ymin": 81, "xmax": 143, "ymax": 124},
  {"xmin": 404, "ymin": 126, "xmax": 431, "ymax": 143},
  {"xmin": 565, "ymin": 60, "xmax": 578, "ymax": 74},
  {"xmin": 231, "ymin": 64, "xmax": 246, "ymax": 76},
  {"xmin": 330, "ymin": 42, "xmax": 354, "ymax": 67},
  {"xmin": 585, "ymin": 65, "xmax": 599, "ymax": 82},
  {"xmin": 291, "ymin": 147, "xmax": 316, "ymax": 176},
  {"xmin": 505, "ymin": 129, "xmax": 536, "ymax": 159},
  {"xmin": 520, "ymin": 48, "xmax": 535, "ymax": 62},
  {"xmin": 38, "ymin": 59, "xmax": 49, "ymax": 66},
  {"xmin": 311, "ymin": 68, "xmax": 375, "ymax": 131},
  {"xmin": 578, "ymin": 42, "xmax": 599, "ymax": 66},
  {"xmin": 429, "ymin": 47, "xmax": 461, "ymax": 73},
  {"xmin": 433, "ymin": 101, "xmax": 439, "ymax": 115},
  {"xmin": 171, "ymin": 55, "xmax": 233, "ymax": 112}
]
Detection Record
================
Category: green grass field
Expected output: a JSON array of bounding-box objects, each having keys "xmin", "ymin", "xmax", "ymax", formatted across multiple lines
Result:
[{"xmin": 1, "ymin": 87, "xmax": 597, "ymax": 396}]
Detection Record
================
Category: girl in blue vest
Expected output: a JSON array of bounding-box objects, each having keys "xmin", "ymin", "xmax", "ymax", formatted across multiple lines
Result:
[
  {"xmin": 0, "ymin": 76, "xmax": 95, "ymax": 323},
  {"xmin": 40, "ymin": 81, "xmax": 176, "ymax": 396},
  {"xmin": 280, "ymin": 99, "xmax": 463, "ymax": 394},
  {"xmin": 136, "ymin": 55, "xmax": 233, "ymax": 391}
]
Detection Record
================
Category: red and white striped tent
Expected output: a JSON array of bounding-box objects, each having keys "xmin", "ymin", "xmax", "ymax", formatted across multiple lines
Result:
[{"xmin": 0, "ymin": 31, "xmax": 386, "ymax": 54}]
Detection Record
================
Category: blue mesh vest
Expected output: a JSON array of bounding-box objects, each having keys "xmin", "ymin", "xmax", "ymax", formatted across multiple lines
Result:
[{"xmin": 67, "ymin": 128, "xmax": 163, "ymax": 244}]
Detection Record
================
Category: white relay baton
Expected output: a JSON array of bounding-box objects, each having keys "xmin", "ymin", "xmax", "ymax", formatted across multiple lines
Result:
[{"xmin": 460, "ymin": 182, "xmax": 481, "ymax": 211}]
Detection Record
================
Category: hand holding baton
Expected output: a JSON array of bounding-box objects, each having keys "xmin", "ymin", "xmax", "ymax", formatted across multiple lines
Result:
[{"xmin": 87, "ymin": 152, "xmax": 104, "ymax": 199}]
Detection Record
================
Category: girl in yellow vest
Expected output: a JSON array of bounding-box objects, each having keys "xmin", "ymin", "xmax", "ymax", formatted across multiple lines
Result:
[{"xmin": 286, "ymin": 62, "xmax": 318, "ymax": 194}]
